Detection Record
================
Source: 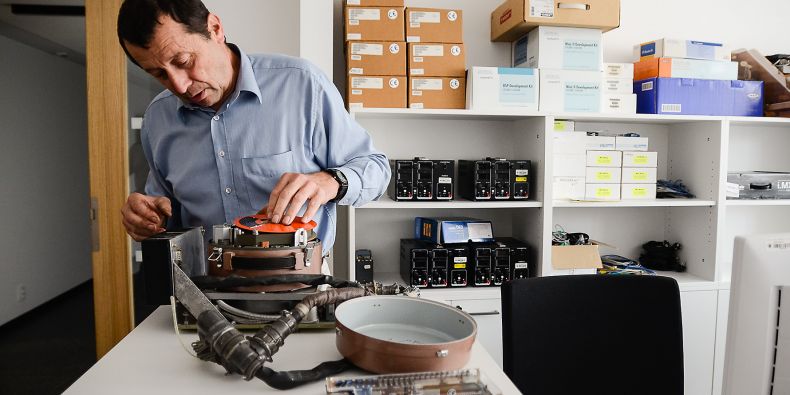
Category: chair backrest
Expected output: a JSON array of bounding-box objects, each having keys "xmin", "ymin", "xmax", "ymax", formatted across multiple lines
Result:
[{"xmin": 502, "ymin": 275, "xmax": 684, "ymax": 395}]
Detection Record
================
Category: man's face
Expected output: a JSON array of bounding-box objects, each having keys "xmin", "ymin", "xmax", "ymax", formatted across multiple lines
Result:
[{"xmin": 124, "ymin": 14, "xmax": 234, "ymax": 110}]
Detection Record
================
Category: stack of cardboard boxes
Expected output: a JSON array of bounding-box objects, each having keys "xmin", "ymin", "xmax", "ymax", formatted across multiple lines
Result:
[
  {"xmin": 490, "ymin": 0, "xmax": 635, "ymax": 114},
  {"xmin": 553, "ymin": 123, "xmax": 658, "ymax": 201},
  {"xmin": 343, "ymin": 1, "xmax": 467, "ymax": 109},
  {"xmin": 633, "ymin": 38, "xmax": 764, "ymax": 116},
  {"xmin": 344, "ymin": 0, "xmax": 407, "ymax": 109}
]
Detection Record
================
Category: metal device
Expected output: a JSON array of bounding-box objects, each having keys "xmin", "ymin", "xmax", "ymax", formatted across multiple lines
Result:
[
  {"xmin": 354, "ymin": 249, "xmax": 374, "ymax": 283},
  {"xmin": 388, "ymin": 158, "xmax": 456, "ymax": 201},
  {"xmin": 325, "ymin": 369, "xmax": 501, "ymax": 394},
  {"xmin": 459, "ymin": 158, "xmax": 531, "ymax": 201}
]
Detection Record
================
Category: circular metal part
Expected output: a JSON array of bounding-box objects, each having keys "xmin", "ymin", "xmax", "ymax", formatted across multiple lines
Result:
[
  {"xmin": 233, "ymin": 214, "xmax": 317, "ymax": 234},
  {"xmin": 334, "ymin": 296, "xmax": 477, "ymax": 374},
  {"xmin": 212, "ymin": 224, "xmax": 232, "ymax": 244}
]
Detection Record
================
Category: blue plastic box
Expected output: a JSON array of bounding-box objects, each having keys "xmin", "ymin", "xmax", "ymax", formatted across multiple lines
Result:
[
  {"xmin": 415, "ymin": 217, "xmax": 494, "ymax": 245},
  {"xmin": 635, "ymin": 77, "xmax": 764, "ymax": 116}
]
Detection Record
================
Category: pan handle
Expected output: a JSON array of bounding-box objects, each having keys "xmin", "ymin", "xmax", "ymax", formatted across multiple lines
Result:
[{"xmin": 455, "ymin": 306, "xmax": 500, "ymax": 316}]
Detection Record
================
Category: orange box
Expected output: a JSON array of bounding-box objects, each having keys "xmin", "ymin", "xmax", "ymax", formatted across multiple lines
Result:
[
  {"xmin": 407, "ymin": 43, "xmax": 465, "ymax": 77},
  {"xmin": 345, "ymin": 0, "xmax": 403, "ymax": 6},
  {"xmin": 405, "ymin": 8, "xmax": 463, "ymax": 43},
  {"xmin": 347, "ymin": 41, "xmax": 406, "ymax": 76},
  {"xmin": 345, "ymin": 6, "xmax": 405, "ymax": 42},
  {"xmin": 491, "ymin": 0, "xmax": 620, "ymax": 42},
  {"xmin": 347, "ymin": 76, "xmax": 406, "ymax": 109},
  {"xmin": 633, "ymin": 57, "xmax": 740, "ymax": 81},
  {"xmin": 408, "ymin": 77, "xmax": 466, "ymax": 109}
]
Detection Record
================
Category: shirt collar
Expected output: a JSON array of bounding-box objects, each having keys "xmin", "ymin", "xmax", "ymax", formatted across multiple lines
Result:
[{"xmin": 177, "ymin": 43, "xmax": 262, "ymax": 112}]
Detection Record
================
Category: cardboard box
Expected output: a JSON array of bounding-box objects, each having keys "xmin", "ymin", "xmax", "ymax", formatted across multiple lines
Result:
[
  {"xmin": 622, "ymin": 183, "xmax": 657, "ymax": 199},
  {"xmin": 491, "ymin": 0, "xmax": 621, "ymax": 42},
  {"xmin": 622, "ymin": 151, "xmax": 658, "ymax": 168},
  {"xmin": 408, "ymin": 43, "xmax": 465, "ymax": 77},
  {"xmin": 347, "ymin": 41, "xmax": 406, "ymax": 76},
  {"xmin": 603, "ymin": 62, "xmax": 633, "ymax": 78},
  {"xmin": 634, "ymin": 57, "xmax": 738, "ymax": 81},
  {"xmin": 586, "ymin": 150, "xmax": 622, "ymax": 167},
  {"xmin": 601, "ymin": 93, "xmax": 636, "ymax": 114},
  {"xmin": 554, "ymin": 120, "xmax": 575, "ymax": 131},
  {"xmin": 553, "ymin": 176, "xmax": 585, "ymax": 200},
  {"xmin": 586, "ymin": 183, "xmax": 621, "ymax": 200},
  {"xmin": 635, "ymin": 77, "xmax": 764, "ymax": 116},
  {"xmin": 553, "ymin": 132, "xmax": 587, "ymax": 153},
  {"xmin": 347, "ymin": 76, "xmax": 406, "ymax": 109},
  {"xmin": 621, "ymin": 167, "xmax": 657, "ymax": 183},
  {"xmin": 602, "ymin": 78, "xmax": 632, "ymax": 94},
  {"xmin": 585, "ymin": 135, "xmax": 615, "ymax": 150},
  {"xmin": 345, "ymin": 6, "xmax": 405, "ymax": 41},
  {"xmin": 635, "ymin": 38, "xmax": 730, "ymax": 62},
  {"xmin": 615, "ymin": 136, "xmax": 648, "ymax": 151},
  {"xmin": 513, "ymin": 26, "xmax": 602, "ymax": 71},
  {"xmin": 539, "ymin": 69, "xmax": 602, "ymax": 113},
  {"xmin": 405, "ymin": 8, "xmax": 463, "ymax": 43},
  {"xmin": 586, "ymin": 167, "xmax": 621, "ymax": 183},
  {"xmin": 553, "ymin": 153, "xmax": 586, "ymax": 176},
  {"xmin": 346, "ymin": 0, "xmax": 403, "ymax": 6},
  {"xmin": 408, "ymin": 77, "xmax": 466, "ymax": 109},
  {"xmin": 466, "ymin": 67, "xmax": 539, "ymax": 110}
]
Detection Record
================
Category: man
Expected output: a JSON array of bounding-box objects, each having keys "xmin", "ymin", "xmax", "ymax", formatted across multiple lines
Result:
[{"xmin": 117, "ymin": 0, "xmax": 390, "ymax": 261}]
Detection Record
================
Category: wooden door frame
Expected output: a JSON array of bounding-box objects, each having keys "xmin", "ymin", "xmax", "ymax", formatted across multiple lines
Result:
[{"xmin": 85, "ymin": 0, "xmax": 133, "ymax": 358}]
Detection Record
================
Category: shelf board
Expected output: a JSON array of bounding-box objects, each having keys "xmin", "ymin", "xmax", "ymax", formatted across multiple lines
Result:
[
  {"xmin": 554, "ymin": 112, "xmax": 725, "ymax": 124},
  {"xmin": 654, "ymin": 271, "xmax": 719, "ymax": 292},
  {"xmin": 373, "ymin": 271, "xmax": 502, "ymax": 300},
  {"xmin": 351, "ymin": 107, "xmax": 542, "ymax": 121},
  {"xmin": 362, "ymin": 197, "xmax": 543, "ymax": 209},
  {"xmin": 553, "ymin": 199, "xmax": 716, "ymax": 208},
  {"xmin": 726, "ymin": 199, "xmax": 790, "ymax": 206},
  {"xmin": 728, "ymin": 116, "xmax": 790, "ymax": 127}
]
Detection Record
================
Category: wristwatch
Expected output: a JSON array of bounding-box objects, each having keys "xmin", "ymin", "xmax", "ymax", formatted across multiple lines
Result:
[{"xmin": 325, "ymin": 168, "xmax": 348, "ymax": 203}]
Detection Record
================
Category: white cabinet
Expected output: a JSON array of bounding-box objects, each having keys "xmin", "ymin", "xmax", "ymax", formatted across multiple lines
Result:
[
  {"xmin": 451, "ymin": 298, "xmax": 503, "ymax": 368},
  {"xmin": 681, "ymin": 290, "xmax": 718, "ymax": 395}
]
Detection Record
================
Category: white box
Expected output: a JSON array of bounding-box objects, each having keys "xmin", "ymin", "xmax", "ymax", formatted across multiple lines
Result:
[
  {"xmin": 635, "ymin": 38, "xmax": 731, "ymax": 62},
  {"xmin": 466, "ymin": 67, "xmax": 539, "ymax": 110},
  {"xmin": 585, "ymin": 135, "xmax": 616, "ymax": 150},
  {"xmin": 554, "ymin": 120, "xmax": 575, "ymax": 131},
  {"xmin": 603, "ymin": 63, "xmax": 634, "ymax": 78},
  {"xmin": 586, "ymin": 167, "xmax": 622, "ymax": 184},
  {"xmin": 539, "ymin": 69, "xmax": 602, "ymax": 113},
  {"xmin": 553, "ymin": 176, "xmax": 585, "ymax": 200},
  {"xmin": 586, "ymin": 150, "xmax": 622, "ymax": 167},
  {"xmin": 615, "ymin": 136, "xmax": 648, "ymax": 151},
  {"xmin": 553, "ymin": 132, "xmax": 587, "ymax": 154},
  {"xmin": 514, "ymin": 26, "xmax": 603, "ymax": 71},
  {"xmin": 621, "ymin": 167, "xmax": 657, "ymax": 183},
  {"xmin": 554, "ymin": 153, "xmax": 586, "ymax": 176},
  {"xmin": 622, "ymin": 151, "xmax": 658, "ymax": 167},
  {"xmin": 601, "ymin": 93, "xmax": 636, "ymax": 114},
  {"xmin": 602, "ymin": 78, "xmax": 633, "ymax": 94},
  {"xmin": 586, "ymin": 184, "xmax": 621, "ymax": 200},
  {"xmin": 622, "ymin": 183, "xmax": 657, "ymax": 199}
]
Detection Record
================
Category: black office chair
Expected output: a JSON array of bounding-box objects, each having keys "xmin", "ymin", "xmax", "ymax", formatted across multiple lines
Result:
[{"xmin": 502, "ymin": 275, "xmax": 684, "ymax": 395}]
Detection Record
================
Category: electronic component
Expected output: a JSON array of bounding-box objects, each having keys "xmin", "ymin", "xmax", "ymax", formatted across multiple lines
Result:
[
  {"xmin": 459, "ymin": 159, "xmax": 492, "ymax": 200},
  {"xmin": 326, "ymin": 369, "xmax": 501, "ymax": 394},
  {"xmin": 727, "ymin": 171, "xmax": 790, "ymax": 199},
  {"xmin": 459, "ymin": 158, "xmax": 531, "ymax": 201},
  {"xmin": 388, "ymin": 158, "xmax": 455, "ymax": 201},
  {"xmin": 354, "ymin": 249, "xmax": 374, "ymax": 283},
  {"xmin": 495, "ymin": 237, "xmax": 530, "ymax": 280},
  {"xmin": 400, "ymin": 239, "xmax": 452, "ymax": 288}
]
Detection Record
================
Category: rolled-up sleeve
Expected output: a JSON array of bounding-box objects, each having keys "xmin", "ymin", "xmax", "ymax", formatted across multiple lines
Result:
[{"xmin": 310, "ymin": 72, "xmax": 390, "ymax": 207}]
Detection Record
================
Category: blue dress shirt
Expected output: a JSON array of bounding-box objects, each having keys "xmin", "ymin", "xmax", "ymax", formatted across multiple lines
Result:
[{"xmin": 141, "ymin": 45, "xmax": 390, "ymax": 253}]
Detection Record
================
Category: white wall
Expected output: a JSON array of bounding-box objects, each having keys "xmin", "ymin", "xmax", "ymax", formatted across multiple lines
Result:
[{"xmin": 0, "ymin": 34, "xmax": 91, "ymax": 326}]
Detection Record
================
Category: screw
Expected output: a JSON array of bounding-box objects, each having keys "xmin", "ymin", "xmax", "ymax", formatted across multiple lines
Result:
[{"xmin": 16, "ymin": 284, "xmax": 26, "ymax": 302}]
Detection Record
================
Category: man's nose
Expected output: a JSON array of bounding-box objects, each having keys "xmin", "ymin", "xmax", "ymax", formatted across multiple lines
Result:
[{"xmin": 168, "ymin": 70, "xmax": 191, "ymax": 95}]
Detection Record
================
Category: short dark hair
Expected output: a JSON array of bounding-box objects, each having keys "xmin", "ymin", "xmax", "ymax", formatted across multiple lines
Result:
[{"xmin": 117, "ymin": 0, "xmax": 211, "ymax": 65}]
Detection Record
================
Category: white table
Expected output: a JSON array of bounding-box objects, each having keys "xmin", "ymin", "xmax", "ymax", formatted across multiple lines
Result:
[{"xmin": 65, "ymin": 306, "xmax": 521, "ymax": 394}]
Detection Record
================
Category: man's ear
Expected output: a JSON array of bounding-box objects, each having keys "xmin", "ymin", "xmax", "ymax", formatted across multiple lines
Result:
[{"xmin": 207, "ymin": 13, "xmax": 225, "ymax": 43}]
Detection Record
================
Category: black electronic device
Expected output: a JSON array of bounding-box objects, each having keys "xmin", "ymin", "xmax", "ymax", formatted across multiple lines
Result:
[
  {"xmin": 447, "ymin": 245, "xmax": 469, "ymax": 287},
  {"xmin": 400, "ymin": 239, "xmax": 461, "ymax": 288},
  {"xmin": 355, "ymin": 249, "xmax": 374, "ymax": 283},
  {"xmin": 388, "ymin": 158, "xmax": 455, "ymax": 201},
  {"xmin": 727, "ymin": 171, "xmax": 790, "ymax": 199},
  {"xmin": 458, "ymin": 160, "xmax": 492, "ymax": 201},
  {"xmin": 459, "ymin": 158, "xmax": 531, "ymax": 201},
  {"xmin": 470, "ymin": 244, "xmax": 494, "ymax": 286},
  {"xmin": 510, "ymin": 160, "xmax": 531, "ymax": 200},
  {"xmin": 140, "ymin": 228, "xmax": 206, "ymax": 305},
  {"xmin": 491, "ymin": 158, "xmax": 512, "ymax": 200},
  {"xmin": 495, "ymin": 237, "xmax": 530, "ymax": 280}
]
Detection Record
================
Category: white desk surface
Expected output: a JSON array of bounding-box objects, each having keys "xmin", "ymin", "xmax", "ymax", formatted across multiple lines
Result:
[{"xmin": 65, "ymin": 306, "xmax": 521, "ymax": 394}]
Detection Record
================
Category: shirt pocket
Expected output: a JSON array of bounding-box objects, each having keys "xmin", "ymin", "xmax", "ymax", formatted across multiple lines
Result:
[{"xmin": 242, "ymin": 150, "xmax": 295, "ymax": 211}]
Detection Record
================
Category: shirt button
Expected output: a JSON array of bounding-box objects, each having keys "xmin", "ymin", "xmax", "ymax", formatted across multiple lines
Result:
[
  {"xmin": 213, "ymin": 115, "xmax": 220, "ymax": 121},
  {"xmin": 225, "ymin": 187, "xmax": 232, "ymax": 194},
  {"xmin": 219, "ymin": 150, "xmax": 225, "ymax": 157}
]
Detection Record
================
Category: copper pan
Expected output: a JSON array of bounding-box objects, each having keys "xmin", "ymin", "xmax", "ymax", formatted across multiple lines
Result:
[{"xmin": 334, "ymin": 296, "xmax": 477, "ymax": 373}]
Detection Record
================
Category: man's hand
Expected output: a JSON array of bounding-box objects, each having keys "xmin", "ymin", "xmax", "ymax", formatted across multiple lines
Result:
[
  {"xmin": 264, "ymin": 172, "xmax": 340, "ymax": 225},
  {"xmin": 121, "ymin": 193, "xmax": 172, "ymax": 241}
]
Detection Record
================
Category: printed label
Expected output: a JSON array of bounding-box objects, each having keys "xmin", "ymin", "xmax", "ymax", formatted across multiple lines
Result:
[
  {"xmin": 351, "ymin": 89, "xmax": 362, "ymax": 95},
  {"xmin": 631, "ymin": 187, "xmax": 647, "ymax": 197},
  {"xmin": 662, "ymin": 103, "xmax": 682, "ymax": 113},
  {"xmin": 410, "ymin": 11, "xmax": 440, "ymax": 24},
  {"xmin": 779, "ymin": 180, "xmax": 790, "ymax": 191},
  {"xmin": 447, "ymin": 11, "xmax": 458, "ymax": 21},
  {"xmin": 350, "ymin": 54, "xmax": 362, "ymax": 61},
  {"xmin": 768, "ymin": 239, "xmax": 790, "ymax": 249},
  {"xmin": 347, "ymin": 0, "xmax": 360, "ymax": 4},
  {"xmin": 347, "ymin": 33, "xmax": 362, "ymax": 40},
  {"xmin": 686, "ymin": 41, "xmax": 715, "ymax": 59},
  {"xmin": 349, "ymin": 102, "xmax": 363, "ymax": 109},
  {"xmin": 632, "ymin": 155, "xmax": 649, "ymax": 165},
  {"xmin": 413, "ymin": 56, "xmax": 424, "ymax": 63},
  {"xmin": 564, "ymin": 81, "xmax": 600, "ymax": 112},
  {"xmin": 515, "ymin": 262, "xmax": 528, "ymax": 269},
  {"xmin": 563, "ymin": 39, "xmax": 600, "ymax": 70},
  {"xmin": 388, "ymin": 78, "xmax": 400, "ymax": 88},
  {"xmin": 349, "ymin": 19, "xmax": 360, "ymax": 26},
  {"xmin": 349, "ymin": 68, "xmax": 363, "ymax": 75},
  {"xmin": 389, "ymin": 43, "xmax": 400, "ymax": 54},
  {"xmin": 351, "ymin": 43, "xmax": 383, "ymax": 56},
  {"xmin": 529, "ymin": 0, "xmax": 555, "ymax": 17},
  {"xmin": 411, "ymin": 68, "xmax": 425, "ymax": 75},
  {"xmin": 468, "ymin": 223, "xmax": 493, "ymax": 239},
  {"xmin": 641, "ymin": 81, "xmax": 654, "ymax": 91},
  {"xmin": 410, "ymin": 103, "xmax": 424, "ymax": 109},
  {"xmin": 454, "ymin": 257, "xmax": 467, "ymax": 263},
  {"xmin": 438, "ymin": 177, "xmax": 452, "ymax": 184},
  {"xmin": 351, "ymin": 77, "xmax": 383, "ymax": 90},
  {"xmin": 596, "ymin": 155, "xmax": 612, "ymax": 165},
  {"xmin": 451, "ymin": 45, "xmax": 461, "ymax": 56},
  {"xmin": 515, "ymin": 176, "xmax": 528, "ymax": 182},
  {"xmin": 387, "ymin": 9, "xmax": 398, "ymax": 19},
  {"xmin": 454, "ymin": 263, "xmax": 467, "ymax": 269},
  {"xmin": 349, "ymin": 8, "xmax": 381, "ymax": 21},
  {"xmin": 633, "ymin": 171, "xmax": 648, "ymax": 181},
  {"xmin": 407, "ymin": 36, "xmax": 421, "ymax": 42},
  {"xmin": 499, "ymin": 73, "xmax": 537, "ymax": 104},
  {"xmin": 515, "ymin": 169, "xmax": 528, "ymax": 176},
  {"xmin": 450, "ymin": 79, "xmax": 460, "ymax": 89},
  {"xmin": 412, "ymin": 78, "xmax": 442, "ymax": 90},
  {"xmin": 412, "ymin": 90, "xmax": 423, "ymax": 96},
  {"xmin": 640, "ymin": 42, "xmax": 657, "ymax": 58},
  {"xmin": 595, "ymin": 187, "xmax": 612, "ymax": 197},
  {"xmin": 595, "ymin": 171, "xmax": 613, "ymax": 181},
  {"xmin": 414, "ymin": 45, "xmax": 443, "ymax": 57}
]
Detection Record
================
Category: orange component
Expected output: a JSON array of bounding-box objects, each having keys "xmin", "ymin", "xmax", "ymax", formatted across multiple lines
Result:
[{"xmin": 233, "ymin": 214, "xmax": 317, "ymax": 233}]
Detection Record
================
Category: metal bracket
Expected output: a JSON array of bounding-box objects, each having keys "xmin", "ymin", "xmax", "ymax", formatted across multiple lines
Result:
[
  {"xmin": 208, "ymin": 247, "xmax": 223, "ymax": 266},
  {"xmin": 304, "ymin": 245, "xmax": 313, "ymax": 267},
  {"xmin": 294, "ymin": 228, "xmax": 308, "ymax": 247}
]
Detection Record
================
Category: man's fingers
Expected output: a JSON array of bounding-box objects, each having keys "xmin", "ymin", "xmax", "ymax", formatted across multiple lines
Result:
[
  {"xmin": 301, "ymin": 197, "xmax": 322, "ymax": 224},
  {"xmin": 270, "ymin": 175, "xmax": 306, "ymax": 223},
  {"xmin": 131, "ymin": 196, "xmax": 160, "ymax": 225},
  {"xmin": 282, "ymin": 184, "xmax": 317, "ymax": 225},
  {"xmin": 266, "ymin": 175, "xmax": 291, "ymax": 218},
  {"xmin": 152, "ymin": 196, "xmax": 172, "ymax": 217}
]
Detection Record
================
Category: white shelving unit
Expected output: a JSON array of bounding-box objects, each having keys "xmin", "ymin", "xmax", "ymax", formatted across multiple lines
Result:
[{"xmin": 339, "ymin": 108, "xmax": 790, "ymax": 395}]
